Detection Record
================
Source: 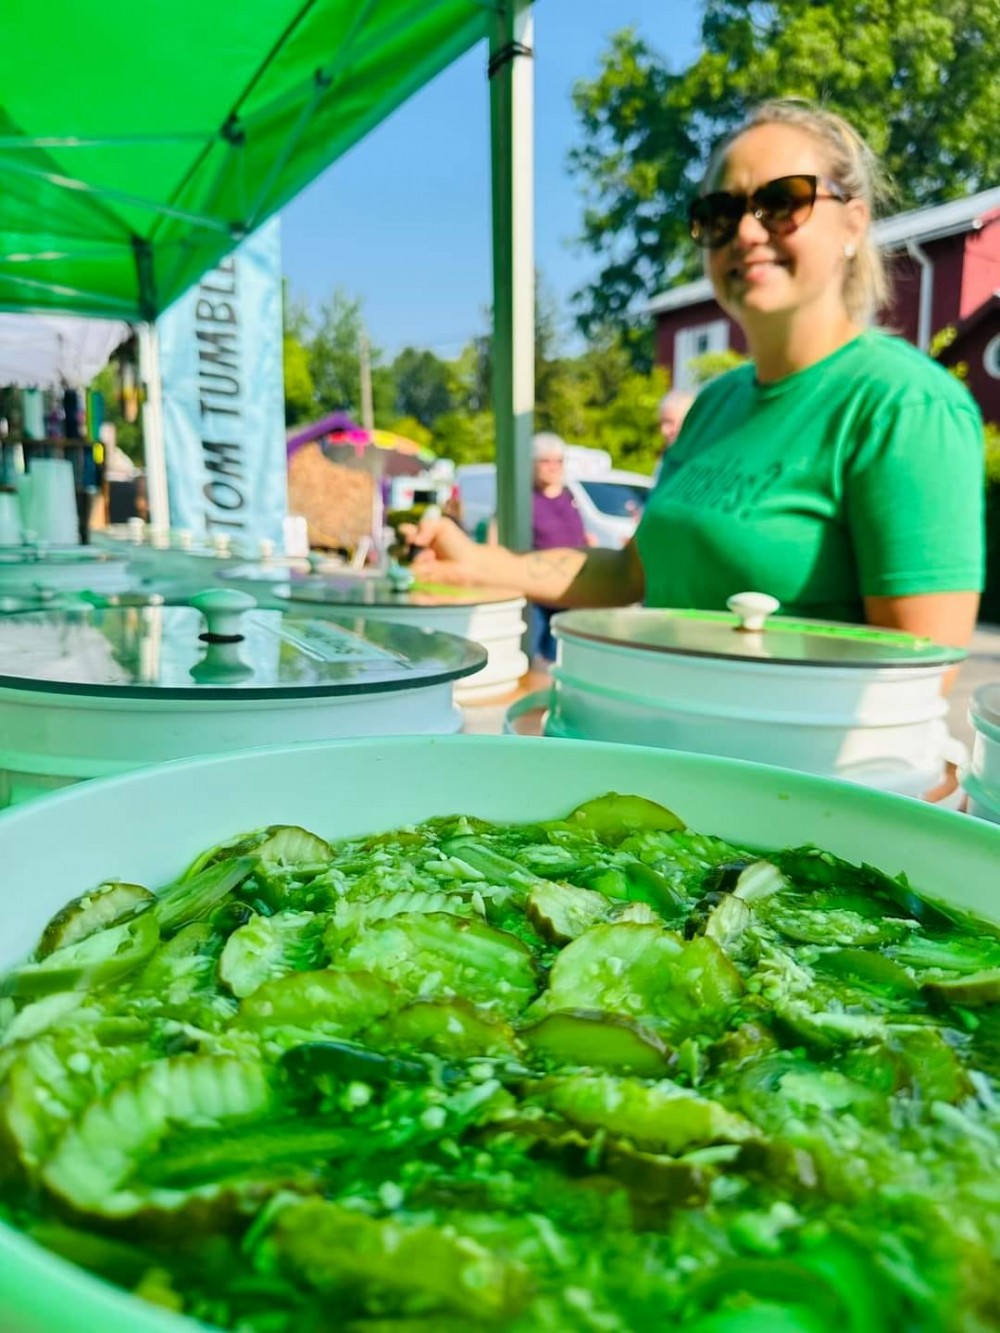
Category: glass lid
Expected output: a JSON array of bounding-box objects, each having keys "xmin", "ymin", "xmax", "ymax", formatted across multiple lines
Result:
[
  {"xmin": 223, "ymin": 564, "xmax": 524, "ymax": 608},
  {"xmin": 0, "ymin": 590, "xmax": 486, "ymax": 699},
  {"xmin": 553, "ymin": 600, "xmax": 965, "ymax": 669},
  {"xmin": 0, "ymin": 546, "xmax": 125, "ymax": 567}
]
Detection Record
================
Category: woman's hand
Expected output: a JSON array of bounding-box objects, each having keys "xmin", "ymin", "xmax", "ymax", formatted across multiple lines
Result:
[
  {"xmin": 403, "ymin": 516, "xmax": 484, "ymax": 586},
  {"xmin": 402, "ymin": 516, "xmax": 645, "ymax": 608}
]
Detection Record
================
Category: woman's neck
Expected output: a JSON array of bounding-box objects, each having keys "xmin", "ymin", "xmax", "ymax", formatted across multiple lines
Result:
[{"xmin": 746, "ymin": 307, "xmax": 863, "ymax": 384}]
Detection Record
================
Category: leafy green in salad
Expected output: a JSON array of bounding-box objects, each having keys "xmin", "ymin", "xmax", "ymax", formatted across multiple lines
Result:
[{"xmin": 0, "ymin": 799, "xmax": 998, "ymax": 1332}]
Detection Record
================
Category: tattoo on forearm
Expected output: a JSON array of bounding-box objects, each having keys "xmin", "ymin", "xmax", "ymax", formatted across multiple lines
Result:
[{"xmin": 522, "ymin": 551, "xmax": 581, "ymax": 587}]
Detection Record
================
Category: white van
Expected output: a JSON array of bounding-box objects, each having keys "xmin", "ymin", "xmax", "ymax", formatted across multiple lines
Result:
[{"xmin": 456, "ymin": 460, "xmax": 652, "ymax": 550}]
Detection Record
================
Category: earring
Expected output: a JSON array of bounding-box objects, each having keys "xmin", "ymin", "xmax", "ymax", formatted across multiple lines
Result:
[{"xmin": 844, "ymin": 243, "xmax": 857, "ymax": 259}]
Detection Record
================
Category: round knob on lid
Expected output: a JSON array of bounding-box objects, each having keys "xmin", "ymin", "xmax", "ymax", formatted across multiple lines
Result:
[
  {"xmin": 726, "ymin": 591, "xmax": 780, "ymax": 632},
  {"xmin": 189, "ymin": 587, "xmax": 256, "ymax": 641}
]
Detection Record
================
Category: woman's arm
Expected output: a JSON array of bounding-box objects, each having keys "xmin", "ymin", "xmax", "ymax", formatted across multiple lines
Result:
[
  {"xmin": 865, "ymin": 591, "xmax": 980, "ymax": 693},
  {"xmin": 407, "ymin": 517, "xmax": 646, "ymax": 607}
]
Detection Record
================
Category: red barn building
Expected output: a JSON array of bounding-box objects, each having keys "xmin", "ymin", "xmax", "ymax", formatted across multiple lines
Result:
[{"xmin": 648, "ymin": 188, "xmax": 1000, "ymax": 423}]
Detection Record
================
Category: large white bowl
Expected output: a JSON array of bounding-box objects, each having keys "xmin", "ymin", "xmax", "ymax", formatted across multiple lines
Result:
[{"xmin": 1, "ymin": 735, "xmax": 999, "ymax": 1333}]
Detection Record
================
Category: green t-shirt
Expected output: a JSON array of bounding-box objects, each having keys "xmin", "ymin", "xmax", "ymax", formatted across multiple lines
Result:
[{"xmin": 636, "ymin": 331, "xmax": 985, "ymax": 622}]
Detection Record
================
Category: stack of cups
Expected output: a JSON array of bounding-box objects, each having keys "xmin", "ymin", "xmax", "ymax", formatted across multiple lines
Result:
[
  {"xmin": 0, "ymin": 492, "xmax": 22, "ymax": 545},
  {"xmin": 17, "ymin": 460, "xmax": 79, "ymax": 546}
]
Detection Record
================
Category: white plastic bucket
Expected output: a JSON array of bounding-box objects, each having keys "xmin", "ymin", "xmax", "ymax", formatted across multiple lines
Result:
[
  {"xmin": 325, "ymin": 597, "xmax": 527, "ymax": 704},
  {"xmin": 548, "ymin": 630, "xmax": 954, "ymax": 796},
  {"xmin": 0, "ymin": 683, "xmax": 464, "ymax": 809}
]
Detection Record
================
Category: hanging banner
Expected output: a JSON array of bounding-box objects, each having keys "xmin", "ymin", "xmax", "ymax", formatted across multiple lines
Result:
[{"xmin": 157, "ymin": 217, "xmax": 286, "ymax": 546}]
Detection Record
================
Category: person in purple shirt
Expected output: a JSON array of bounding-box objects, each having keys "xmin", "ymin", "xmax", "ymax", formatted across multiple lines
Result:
[{"xmin": 529, "ymin": 433, "xmax": 595, "ymax": 664}]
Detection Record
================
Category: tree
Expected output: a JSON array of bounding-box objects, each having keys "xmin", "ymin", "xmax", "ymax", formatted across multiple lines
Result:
[
  {"xmin": 308, "ymin": 288, "xmax": 395, "ymax": 421},
  {"xmin": 282, "ymin": 287, "xmax": 315, "ymax": 426},
  {"xmin": 570, "ymin": 1, "xmax": 1000, "ymax": 342},
  {"xmin": 391, "ymin": 347, "xmax": 455, "ymax": 427},
  {"xmin": 431, "ymin": 410, "xmax": 496, "ymax": 466}
]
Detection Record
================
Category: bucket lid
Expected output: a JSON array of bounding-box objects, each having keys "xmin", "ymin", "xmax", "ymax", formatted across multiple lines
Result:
[
  {"xmin": 552, "ymin": 598, "xmax": 964, "ymax": 669},
  {"xmin": 0, "ymin": 588, "xmax": 486, "ymax": 699},
  {"xmin": 221, "ymin": 563, "xmax": 523, "ymax": 609},
  {"xmin": 0, "ymin": 546, "xmax": 125, "ymax": 568},
  {"xmin": 279, "ymin": 572, "xmax": 522, "ymax": 610}
]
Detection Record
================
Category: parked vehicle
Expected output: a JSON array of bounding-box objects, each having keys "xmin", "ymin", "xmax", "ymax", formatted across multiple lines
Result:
[{"xmin": 455, "ymin": 462, "xmax": 652, "ymax": 549}]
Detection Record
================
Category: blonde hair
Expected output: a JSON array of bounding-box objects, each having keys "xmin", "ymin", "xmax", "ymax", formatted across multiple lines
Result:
[{"xmin": 704, "ymin": 99, "xmax": 895, "ymax": 325}]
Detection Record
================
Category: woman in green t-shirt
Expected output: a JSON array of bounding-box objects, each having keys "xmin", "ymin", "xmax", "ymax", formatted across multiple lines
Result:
[{"xmin": 408, "ymin": 99, "xmax": 984, "ymax": 649}]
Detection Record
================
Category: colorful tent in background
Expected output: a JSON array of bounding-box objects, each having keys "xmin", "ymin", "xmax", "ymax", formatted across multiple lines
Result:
[
  {"xmin": 369, "ymin": 429, "xmax": 435, "ymax": 462},
  {"xmin": 287, "ymin": 411, "xmax": 438, "ymax": 549},
  {"xmin": 286, "ymin": 413, "xmax": 435, "ymax": 472}
]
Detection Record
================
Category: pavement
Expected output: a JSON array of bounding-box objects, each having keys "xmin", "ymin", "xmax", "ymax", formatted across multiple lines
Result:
[{"xmin": 947, "ymin": 622, "xmax": 1000, "ymax": 752}]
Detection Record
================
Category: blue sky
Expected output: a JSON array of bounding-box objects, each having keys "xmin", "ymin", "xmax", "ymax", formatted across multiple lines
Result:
[{"xmin": 280, "ymin": 0, "xmax": 702, "ymax": 361}]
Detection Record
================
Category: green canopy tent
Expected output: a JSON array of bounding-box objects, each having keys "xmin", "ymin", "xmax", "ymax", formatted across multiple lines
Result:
[{"xmin": 0, "ymin": 0, "xmax": 534, "ymax": 544}]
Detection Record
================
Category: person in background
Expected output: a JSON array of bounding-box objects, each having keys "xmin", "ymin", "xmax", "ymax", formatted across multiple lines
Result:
[
  {"xmin": 405, "ymin": 98, "xmax": 983, "ymax": 663},
  {"xmin": 653, "ymin": 389, "xmax": 696, "ymax": 485},
  {"xmin": 528, "ymin": 433, "xmax": 595, "ymax": 664}
]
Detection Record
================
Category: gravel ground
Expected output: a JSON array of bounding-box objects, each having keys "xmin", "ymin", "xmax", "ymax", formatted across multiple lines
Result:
[{"xmin": 948, "ymin": 622, "xmax": 1000, "ymax": 752}]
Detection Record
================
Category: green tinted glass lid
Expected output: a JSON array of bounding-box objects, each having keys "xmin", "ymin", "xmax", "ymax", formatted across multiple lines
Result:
[
  {"xmin": 0, "ymin": 546, "xmax": 124, "ymax": 567},
  {"xmin": 0, "ymin": 590, "xmax": 486, "ymax": 699},
  {"xmin": 266, "ymin": 570, "xmax": 524, "ymax": 609},
  {"xmin": 553, "ymin": 597, "xmax": 964, "ymax": 668}
]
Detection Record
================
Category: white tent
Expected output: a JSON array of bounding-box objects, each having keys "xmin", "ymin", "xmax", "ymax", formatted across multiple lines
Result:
[{"xmin": 0, "ymin": 314, "xmax": 130, "ymax": 389}]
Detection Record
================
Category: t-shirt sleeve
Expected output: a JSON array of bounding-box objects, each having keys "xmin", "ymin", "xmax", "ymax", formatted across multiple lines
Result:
[{"xmin": 844, "ymin": 395, "xmax": 985, "ymax": 597}]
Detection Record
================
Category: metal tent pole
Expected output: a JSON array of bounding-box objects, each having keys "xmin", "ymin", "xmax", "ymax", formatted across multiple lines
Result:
[
  {"xmin": 488, "ymin": 1, "xmax": 534, "ymax": 551},
  {"xmin": 138, "ymin": 322, "xmax": 170, "ymax": 530}
]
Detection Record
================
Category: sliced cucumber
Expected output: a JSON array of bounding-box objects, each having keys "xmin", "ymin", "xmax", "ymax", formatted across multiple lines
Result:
[
  {"xmin": 525, "ymin": 881, "xmax": 608, "ymax": 944},
  {"xmin": 2, "ymin": 911, "xmax": 159, "ymax": 999},
  {"xmin": 325, "ymin": 890, "xmax": 480, "ymax": 950},
  {"xmin": 181, "ymin": 824, "xmax": 331, "ymax": 880},
  {"xmin": 536, "ymin": 923, "xmax": 741, "ymax": 1040},
  {"xmin": 42, "ymin": 1054, "xmax": 273, "ymax": 1216},
  {"xmin": 520, "ymin": 1010, "xmax": 672, "ymax": 1077},
  {"xmin": 562, "ymin": 793, "xmax": 684, "ymax": 841},
  {"xmin": 237, "ymin": 968, "xmax": 397, "ymax": 1037},
  {"xmin": 370, "ymin": 999, "xmax": 521, "ymax": 1059},
  {"xmin": 922, "ymin": 968, "xmax": 1000, "ymax": 1007},
  {"xmin": 219, "ymin": 911, "xmax": 325, "ymax": 999},
  {"xmin": 529, "ymin": 1074, "xmax": 756, "ymax": 1154},
  {"xmin": 266, "ymin": 1196, "xmax": 532, "ymax": 1322},
  {"xmin": 330, "ymin": 913, "xmax": 538, "ymax": 1018},
  {"xmin": 37, "ymin": 882, "xmax": 154, "ymax": 958}
]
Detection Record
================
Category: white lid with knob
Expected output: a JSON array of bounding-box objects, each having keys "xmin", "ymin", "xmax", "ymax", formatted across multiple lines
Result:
[
  {"xmin": 726, "ymin": 591, "xmax": 781, "ymax": 632},
  {"xmin": 550, "ymin": 601, "xmax": 964, "ymax": 668}
]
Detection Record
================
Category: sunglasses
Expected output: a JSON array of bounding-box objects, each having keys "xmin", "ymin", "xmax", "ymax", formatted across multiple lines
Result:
[{"xmin": 688, "ymin": 174, "xmax": 852, "ymax": 249}]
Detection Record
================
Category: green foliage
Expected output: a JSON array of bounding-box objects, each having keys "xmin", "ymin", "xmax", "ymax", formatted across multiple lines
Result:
[
  {"xmin": 686, "ymin": 349, "xmax": 749, "ymax": 386},
  {"xmin": 88, "ymin": 363, "xmax": 142, "ymax": 461},
  {"xmin": 430, "ymin": 410, "xmax": 496, "ymax": 467},
  {"xmin": 307, "ymin": 288, "xmax": 366, "ymax": 415},
  {"xmin": 281, "ymin": 284, "xmax": 667, "ymax": 474},
  {"xmin": 391, "ymin": 347, "xmax": 455, "ymax": 427},
  {"xmin": 571, "ymin": 1, "xmax": 1000, "ymax": 340},
  {"xmin": 282, "ymin": 333, "xmax": 315, "ymax": 427}
]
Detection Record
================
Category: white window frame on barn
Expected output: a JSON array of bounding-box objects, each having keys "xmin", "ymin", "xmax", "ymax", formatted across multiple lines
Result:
[{"xmin": 673, "ymin": 319, "xmax": 730, "ymax": 390}]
